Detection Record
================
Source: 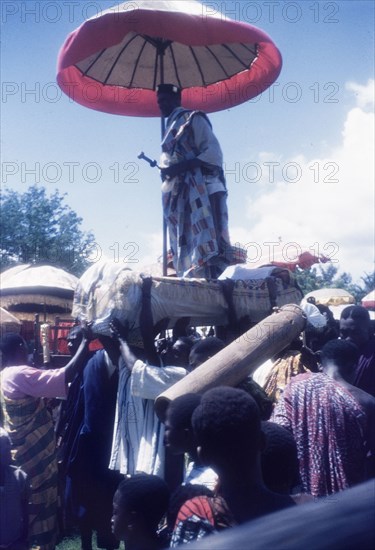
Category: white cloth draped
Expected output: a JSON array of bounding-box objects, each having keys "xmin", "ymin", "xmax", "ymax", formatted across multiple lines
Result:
[{"xmin": 109, "ymin": 360, "xmax": 187, "ymax": 477}]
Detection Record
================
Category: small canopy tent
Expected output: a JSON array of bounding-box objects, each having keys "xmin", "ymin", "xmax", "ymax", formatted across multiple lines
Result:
[{"xmin": 0, "ymin": 264, "xmax": 78, "ymax": 322}]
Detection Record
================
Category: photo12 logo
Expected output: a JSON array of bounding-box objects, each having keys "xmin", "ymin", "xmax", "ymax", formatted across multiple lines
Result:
[
  {"xmin": 201, "ymin": 2, "xmax": 340, "ymax": 24},
  {"xmin": 1, "ymin": 161, "xmax": 140, "ymax": 185},
  {"xmin": 1, "ymin": 2, "xmax": 141, "ymax": 24},
  {"xmin": 199, "ymin": 81, "xmax": 340, "ymax": 106},
  {"xmin": 223, "ymin": 161, "xmax": 339, "ymax": 185},
  {"xmin": 234, "ymin": 240, "xmax": 340, "ymax": 264}
]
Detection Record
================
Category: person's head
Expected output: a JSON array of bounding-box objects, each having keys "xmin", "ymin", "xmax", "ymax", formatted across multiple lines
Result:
[
  {"xmin": 303, "ymin": 302, "xmax": 339, "ymax": 352},
  {"xmin": 164, "ymin": 393, "xmax": 202, "ymax": 455},
  {"xmin": 0, "ymin": 334, "xmax": 28, "ymax": 368},
  {"xmin": 156, "ymin": 84, "xmax": 182, "ymax": 117},
  {"xmin": 112, "ymin": 474, "xmax": 169, "ymax": 546},
  {"xmin": 0, "ymin": 428, "xmax": 12, "ymax": 470},
  {"xmin": 67, "ymin": 325, "xmax": 83, "ymax": 356},
  {"xmin": 164, "ymin": 337, "xmax": 195, "ymax": 368},
  {"xmin": 188, "ymin": 337, "xmax": 225, "ymax": 371},
  {"xmin": 261, "ymin": 421, "xmax": 300, "ymax": 494},
  {"xmin": 320, "ymin": 338, "xmax": 360, "ymax": 383},
  {"xmin": 192, "ymin": 387, "xmax": 263, "ymax": 473},
  {"xmin": 237, "ymin": 377, "xmax": 273, "ymax": 421},
  {"xmin": 340, "ymin": 306, "xmax": 371, "ymax": 348}
]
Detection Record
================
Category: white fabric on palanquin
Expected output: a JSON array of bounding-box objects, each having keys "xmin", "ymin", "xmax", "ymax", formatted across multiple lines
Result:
[{"xmin": 109, "ymin": 360, "xmax": 187, "ymax": 477}]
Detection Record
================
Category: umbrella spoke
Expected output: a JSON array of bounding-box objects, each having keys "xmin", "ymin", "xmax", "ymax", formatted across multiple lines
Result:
[
  {"xmin": 221, "ymin": 43, "xmax": 256, "ymax": 70},
  {"xmin": 188, "ymin": 46, "xmax": 207, "ymax": 87},
  {"xmin": 152, "ymin": 47, "xmax": 159, "ymax": 90},
  {"xmin": 240, "ymin": 42, "xmax": 258, "ymax": 57},
  {"xmin": 140, "ymin": 36, "xmax": 174, "ymax": 88},
  {"xmin": 205, "ymin": 46, "xmax": 231, "ymax": 79},
  {"xmin": 143, "ymin": 36, "xmax": 172, "ymax": 54},
  {"xmin": 168, "ymin": 44, "xmax": 183, "ymax": 90},
  {"xmin": 103, "ymin": 34, "xmax": 140, "ymax": 85},
  {"xmin": 81, "ymin": 49, "xmax": 107, "ymax": 77},
  {"xmin": 128, "ymin": 38, "xmax": 148, "ymax": 88}
]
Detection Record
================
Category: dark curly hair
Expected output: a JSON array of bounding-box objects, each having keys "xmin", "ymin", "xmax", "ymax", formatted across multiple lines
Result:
[
  {"xmin": 320, "ymin": 339, "xmax": 360, "ymax": 377},
  {"xmin": 166, "ymin": 393, "xmax": 202, "ymax": 430},
  {"xmin": 340, "ymin": 305, "xmax": 370, "ymax": 323},
  {"xmin": 192, "ymin": 386, "xmax": 261, "ymax": 463},
  {"xmin": 115, "ymin": 474, "xmax": 169, "ymax": 531}
]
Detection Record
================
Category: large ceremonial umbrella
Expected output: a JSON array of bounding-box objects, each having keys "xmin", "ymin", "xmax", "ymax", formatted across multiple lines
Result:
[
  {"xmin": 57, "ymin": 0, "xmax": 281, "ymax": 116},
  {"xmin": 57, "ymin": 0, "xmax": 282, "ymax": 273}
]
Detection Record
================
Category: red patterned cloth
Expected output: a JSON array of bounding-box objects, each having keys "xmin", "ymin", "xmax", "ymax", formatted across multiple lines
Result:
[
  {"xmin": 272, "ymin": 373, "xmax": 371, "ymax": 497},
  {"xmin": 170, "ymin": 495, "xmax": 235, "ymax": 547}
]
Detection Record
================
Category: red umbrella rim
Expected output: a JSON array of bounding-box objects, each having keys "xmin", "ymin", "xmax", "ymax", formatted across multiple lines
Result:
[{"xmin": 56, "ymin": 3, "xmax": 282, "ymax": 116}]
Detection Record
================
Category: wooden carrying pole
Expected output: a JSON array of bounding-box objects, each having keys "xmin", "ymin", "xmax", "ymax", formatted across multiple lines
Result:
[{"xmin": 154, "ymin": 304, "xmax": 306, "ymax": 420}]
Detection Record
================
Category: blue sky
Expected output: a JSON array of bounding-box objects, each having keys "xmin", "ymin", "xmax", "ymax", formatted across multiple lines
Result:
[{"xmin": 1, "ymin": 0, "xmax": 374, "ymax": 282}]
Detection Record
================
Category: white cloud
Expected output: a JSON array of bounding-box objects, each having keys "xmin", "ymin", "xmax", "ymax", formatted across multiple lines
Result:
[
  {"xmin": 136, "ymin": 81, "xmax": 374, "ymax": 282},
  {"xmin": 232, "ymin": 80, "xmax": 375, "ymax": 282},
  {"xmin": 346, "ymin": 79, "xmax": 375, "ymax": 109},
  {"xmin": 137, "ymin": 230, "xmax": 165, "ymax": 272}
]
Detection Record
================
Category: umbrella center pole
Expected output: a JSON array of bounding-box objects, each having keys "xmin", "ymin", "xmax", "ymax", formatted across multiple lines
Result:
[
  {"xmin": 157, "ymin": 44, "xmax": 168, "ymax": 277},
  {"xmin": 161, "ymin": 111, "xmax": 167, "ymax": 276}
]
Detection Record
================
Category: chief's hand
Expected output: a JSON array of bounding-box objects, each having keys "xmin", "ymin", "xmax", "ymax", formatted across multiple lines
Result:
[
  {"xmin": 109, "ymin": 318, "xmax": 129, "ymax": 341},
  {"xmin": 160, "ymin": 161, "xmax": 190, "ymax": 180},
  {"xmin": 80, "ymin": 320, "xmax": 94, "ymax": 342}
]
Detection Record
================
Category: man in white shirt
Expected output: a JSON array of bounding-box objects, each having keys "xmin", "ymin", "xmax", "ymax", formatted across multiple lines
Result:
[{"xmin": 109, "ymin": 327, "xmax": 188, "ymax": 481}]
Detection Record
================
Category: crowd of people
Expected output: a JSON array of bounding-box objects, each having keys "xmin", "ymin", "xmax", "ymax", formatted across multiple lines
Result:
[
  {"xmin": 0, "ymin": 302, "xmax": 374, "ymax": 550},
  {"xmin": 1, "ymin": 85, "xmax": 374, "ymax": 549}
]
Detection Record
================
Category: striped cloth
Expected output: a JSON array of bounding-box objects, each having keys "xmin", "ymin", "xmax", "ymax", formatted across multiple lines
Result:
[
  {"xmin": 0, "ymin": 392, "xmax": 58, "ymax": 550},
  {"xmin": 161, "ymin": 108, "xmax": 230, "ymax": 278}
]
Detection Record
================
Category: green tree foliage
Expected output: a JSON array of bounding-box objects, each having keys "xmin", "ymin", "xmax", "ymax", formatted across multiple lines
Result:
[
  {"xmin": 296, "ymin": 265, "xmax": 375, "ymax": 303},
  {"xmin": 0, "ymin": 185, "xmax": 96, "ymax": 276}
]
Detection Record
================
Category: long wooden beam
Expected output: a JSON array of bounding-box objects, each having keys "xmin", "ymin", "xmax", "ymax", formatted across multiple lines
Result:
[{"xmin": 154, "ymin": 304, "xmax": 305, "ymax": 420}]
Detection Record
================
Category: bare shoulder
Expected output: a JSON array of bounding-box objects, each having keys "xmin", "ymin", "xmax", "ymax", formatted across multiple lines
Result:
[{"xmin": 347, "ymin": 384, "xmax": 375, "ymax": 413}]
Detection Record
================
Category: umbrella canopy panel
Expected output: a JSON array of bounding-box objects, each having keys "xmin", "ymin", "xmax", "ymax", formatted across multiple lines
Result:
[
  {"xmin": 76, "ymin": 35, "xmax": 258, "ymax": 90},
  {"xmin": 57, "ymin": 0, "xmax": 282, "ymax": 116}
]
